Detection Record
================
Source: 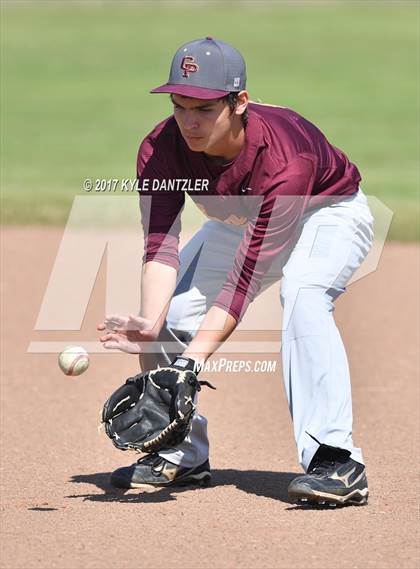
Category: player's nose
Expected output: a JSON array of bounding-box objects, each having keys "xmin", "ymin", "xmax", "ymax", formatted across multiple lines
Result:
[{"xmin": 182, "ymin": 111, "xmax": 199, "ymax": 130}]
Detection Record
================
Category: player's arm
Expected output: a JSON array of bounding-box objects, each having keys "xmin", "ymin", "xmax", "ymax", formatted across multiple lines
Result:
[
  {"xmin": 98, "ymin": 130, "xmax": 183, "ymax": 352},
  {"xmin": 98, "ymin": 190, "xmax": 182, "ymax": 352},
  {"xmin": 139, "ymin": 260, "xmax": 178, "ymax": 335}
]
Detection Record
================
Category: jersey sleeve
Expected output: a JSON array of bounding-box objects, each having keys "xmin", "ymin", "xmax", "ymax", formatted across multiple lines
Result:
[
  {"xmin": 137, "ymin": 135, "xmax": 185, "ymax": 271},
  {"xmin": 212, "ymin": 153, "xmax": 317, "ymax": 322}
]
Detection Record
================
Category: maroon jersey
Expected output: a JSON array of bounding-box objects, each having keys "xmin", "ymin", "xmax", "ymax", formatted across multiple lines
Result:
[{"xmin": 137, "ymin": 102, "xmax": 361, "ymax": 321}]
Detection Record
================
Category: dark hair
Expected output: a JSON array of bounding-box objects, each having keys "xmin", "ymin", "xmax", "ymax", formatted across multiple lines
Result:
[{"xmin": 224, "ymin": 92, "xmax": 248, "ymax": 127}]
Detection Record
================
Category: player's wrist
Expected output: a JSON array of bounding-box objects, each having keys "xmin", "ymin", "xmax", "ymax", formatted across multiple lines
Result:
[{"xmin": 170, "ymin": 356, "xmax": 202, "ymax": 375}]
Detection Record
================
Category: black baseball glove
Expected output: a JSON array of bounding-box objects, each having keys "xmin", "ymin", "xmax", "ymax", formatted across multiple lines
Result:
[{"xmin": 102, "ymin": 357, "xmax": 215, "ymax": 453}]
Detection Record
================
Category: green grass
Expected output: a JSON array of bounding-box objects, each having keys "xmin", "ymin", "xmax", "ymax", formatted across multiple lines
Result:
[{"xmin": 1, "ymin": 1, "xmax": 419, "ymax": 239}]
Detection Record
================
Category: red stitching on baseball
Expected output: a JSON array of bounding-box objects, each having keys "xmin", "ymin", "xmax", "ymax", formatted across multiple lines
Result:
[{"xmin": 66, "ymin": 354, "xmax": 86, "ymax": 375}]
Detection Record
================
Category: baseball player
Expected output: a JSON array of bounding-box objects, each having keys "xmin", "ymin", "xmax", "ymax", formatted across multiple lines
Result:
[{"xmin": 98, "ymin": 37, "xmax": 374, "ymax": 507}]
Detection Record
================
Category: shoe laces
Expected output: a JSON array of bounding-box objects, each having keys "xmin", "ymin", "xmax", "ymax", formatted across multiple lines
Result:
[
  {"xmin": 136, "ymin": 453, "xmax": 163, "ymax": 467},
  {"xmin": 308, "ymin": 459, "xmax": 337, "ymax": 476}
]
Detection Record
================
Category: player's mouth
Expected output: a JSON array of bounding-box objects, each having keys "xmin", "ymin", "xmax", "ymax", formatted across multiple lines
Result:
[{"xmin": 184, "ymin": 135, "xmax": 204, "ymax": 141}]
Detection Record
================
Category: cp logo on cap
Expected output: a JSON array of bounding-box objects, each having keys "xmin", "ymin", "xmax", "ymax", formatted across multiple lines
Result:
[{"xmin": 181, "ymin": 56, "xmax": 199, "ymax": 78}]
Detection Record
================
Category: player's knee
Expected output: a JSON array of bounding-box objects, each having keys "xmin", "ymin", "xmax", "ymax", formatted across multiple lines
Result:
[
  {"xmin": 280, "ymin": 280, "xmax": 334, "ymax": 314},
  {"xmin": 280, "ymin": 279, "xmax": 303, "ymax": 309},
  {"xmin": 281, "ymin": 285, "xmax": 334, "ymax": 338}
]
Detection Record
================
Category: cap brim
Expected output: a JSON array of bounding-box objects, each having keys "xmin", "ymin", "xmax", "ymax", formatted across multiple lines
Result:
[{"xmin": 150, "ymin": 83, "xmax": 229, "ymax": 100}]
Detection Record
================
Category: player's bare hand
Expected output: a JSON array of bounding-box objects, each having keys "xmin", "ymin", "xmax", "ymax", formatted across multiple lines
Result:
[{"xmin": 97, "ymin": 314, "xmax": 158, "ymax": 354}]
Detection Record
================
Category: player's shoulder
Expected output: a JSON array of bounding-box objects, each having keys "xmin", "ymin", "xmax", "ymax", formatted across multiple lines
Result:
[{"xmin": 249, "ymin": 101, "xmax": 324, "ymax": 164}]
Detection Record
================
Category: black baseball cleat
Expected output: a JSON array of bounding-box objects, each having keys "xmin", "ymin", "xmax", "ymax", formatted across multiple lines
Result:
[
  {"xmin": 288, "ymin": 438, "xmax": 369, "ymax": 508},
  {"xmin": 110, "ymin": 453, "xmax": 211, "ymax": 489}
]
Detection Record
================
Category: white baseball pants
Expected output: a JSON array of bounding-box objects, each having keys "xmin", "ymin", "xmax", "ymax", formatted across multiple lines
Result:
[{"xmin": 141, "ymin": 189, "xmax": 374, "ymax": 472}]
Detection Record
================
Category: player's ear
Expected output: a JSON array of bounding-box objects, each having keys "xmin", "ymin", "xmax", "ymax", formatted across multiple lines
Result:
[{"xmin": 235, "ymin": 90, "xmax": 249, "ymax": 117}]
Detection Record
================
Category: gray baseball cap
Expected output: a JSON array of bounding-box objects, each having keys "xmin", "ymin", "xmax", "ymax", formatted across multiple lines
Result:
[{"xmin": 151, "ymin": 37, "xmax": 246, "ymax": 100}]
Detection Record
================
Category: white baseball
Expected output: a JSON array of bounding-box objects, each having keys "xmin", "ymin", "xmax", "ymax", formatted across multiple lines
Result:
[{"xmin": 58, "ymin": 346, "xmax": 89, "ymax": 376}]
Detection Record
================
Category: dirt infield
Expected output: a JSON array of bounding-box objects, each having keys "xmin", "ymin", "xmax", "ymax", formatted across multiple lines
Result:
[{"xmin": 1, "ymin": 227, "xmax": 419, "ymax": 569}]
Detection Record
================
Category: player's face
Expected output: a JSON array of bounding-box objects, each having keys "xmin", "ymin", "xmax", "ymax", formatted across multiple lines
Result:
[{"xmin": 171, "ymin": 94, "xmax": 239, "ymax": 155}]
